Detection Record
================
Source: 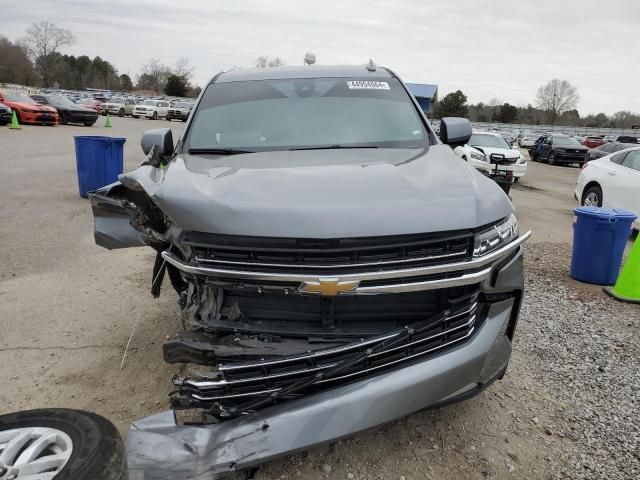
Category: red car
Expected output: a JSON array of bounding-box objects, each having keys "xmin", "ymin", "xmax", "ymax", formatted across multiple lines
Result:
[
  {"xmin": 77, "ymin": 98, "xmax": 104, "ymax": 114},
  {"xmin": 581, "ymin": 136, "xmax": 605, "ymax": 149},
  {"xmin": 0, "ymin": 91, "xmax": 59, "ymax": 125}
]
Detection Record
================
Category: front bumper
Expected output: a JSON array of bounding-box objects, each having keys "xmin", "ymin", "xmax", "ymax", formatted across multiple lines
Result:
[
  {"xmin": 126, "ymin": 242, "xmax": 527, "ymax": 479},
  {"xmin": 19, "ymin": 111, "xmax": 58, "ymax": 124}
]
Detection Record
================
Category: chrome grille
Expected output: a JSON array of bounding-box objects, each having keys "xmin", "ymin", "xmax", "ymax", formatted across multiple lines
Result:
[
  {"xmin": 171, "ymin": 294, "xmax": 481, "ymax": 412},
  {"xmin": 183, "ymin": 231, "xmax": 473, "ymax": 274}
]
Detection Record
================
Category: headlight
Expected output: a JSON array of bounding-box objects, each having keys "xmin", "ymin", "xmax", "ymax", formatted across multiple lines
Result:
[
  {"xmin": 470, "ymin": 151, "xmax": 486, "ymax": 161},
  {"xmin": 473, "ymin": 214, "xmax": 519, "ymax": 257}
]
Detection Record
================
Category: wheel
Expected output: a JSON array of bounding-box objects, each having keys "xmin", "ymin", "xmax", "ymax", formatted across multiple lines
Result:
[
  {"xmin": 581, "ymin": 185, "xmax": 603, "ymax": 207},
  {"xmin": 60, "ymin": 112, "xmax": 69, "ymax": 125},
  {"xmin": 152, "ymin": 111, "xmax": 158, "ymax": 120},
  {"xmin": 182, "ymin": 118, "xmax": 187, "ymax": 122},
  {"xmin": 118, "ymin": 108, "xmax": 125, "ymax": 117},
  {"xmin": 548, "ymin": 153, "xmax": 556, "ymax": 166},
  {"xmin": 166, "ymin": 117, "xmax": 172, "ymax": 121},
  {"xmin": 0, "ymin": 408, "xmax": 127, "ymax": 480},
  {"xmin": 84, "ymin": 122, "xmax": 95, "ymax": 127},
  {"xmin": 132, "ymin": 115, "xmax": 138, "ymax": 119}
]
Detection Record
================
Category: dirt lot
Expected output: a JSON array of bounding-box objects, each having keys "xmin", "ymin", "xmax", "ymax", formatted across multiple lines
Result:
[{"xmin": 1, "ymin": 119, "xmax": 638, "ymax": 480}]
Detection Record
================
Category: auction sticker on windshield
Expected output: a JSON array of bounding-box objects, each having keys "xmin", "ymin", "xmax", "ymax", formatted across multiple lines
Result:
[{"xmin": 347, "ymin": 80, "xmax": 390, "ymax": 90}]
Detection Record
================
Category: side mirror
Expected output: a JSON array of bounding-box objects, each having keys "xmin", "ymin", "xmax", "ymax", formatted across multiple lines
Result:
[
  {"xmin": 141, "ymin": 128, "xmax": 174, "ymax": 168},
  {"xmin": 141, "ymin": 128, "xmax": 174, "ymax": 156},
  {"xmin": 439, "ymin": 117, "xmax": 472, "ymax": 147}
]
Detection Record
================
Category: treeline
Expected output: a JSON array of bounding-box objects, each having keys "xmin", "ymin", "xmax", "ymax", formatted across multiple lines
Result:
[
  {"xmin": 436, "ymin": 88, "xmax": 640, "ymax": 129},
  {"xmin": 0, "ymin": 22, "xmax": 200, "ymax": 97}
]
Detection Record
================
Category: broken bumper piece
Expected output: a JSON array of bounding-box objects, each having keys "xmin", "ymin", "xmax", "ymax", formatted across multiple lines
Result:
[{"xmin": 126, "ymin": 298, "xmax": 514, "ymax": 480}]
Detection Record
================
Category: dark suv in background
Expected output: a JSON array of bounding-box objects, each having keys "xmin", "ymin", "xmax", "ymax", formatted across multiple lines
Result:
[
  {"xmin": 533, "ymin": 134, "xmax": 588, "ymax": 166},
  {"xmin": 90, "ymin": 65, "xmax": 530, "ymax": 477}
]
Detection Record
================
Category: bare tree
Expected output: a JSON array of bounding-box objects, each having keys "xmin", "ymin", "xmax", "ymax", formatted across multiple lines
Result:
[
  {"xmin": 535, "ymin": 79, "xmax": 579, "ymax": 125},
  {"xmin": 267, "ymin": 56, "xmax": 284, "ymax": 67},
  {"xmin": 174, "ymin": 57, "xmax": 194, "ymax": 80},
  {"xmin": 255, "ymin": 55, "xmax": 268, "ymax": 68},
  {"xmin": 24, "ymin": 21, "xmax": 75, "ymax": 86},
  {"xmin": 304, "ymin": 52, "xmax": 316, "ymax": 65},
  {"xmin": 255, "ymin": 55, "xmax": 285, "ymax": 68},
  {"xmin": 140, "ymin": 58, "xmax": 171, "ymax": 93}
]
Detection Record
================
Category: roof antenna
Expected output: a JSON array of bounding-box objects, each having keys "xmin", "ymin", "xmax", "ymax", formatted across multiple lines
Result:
[{"xmin": 366, "ymin": 59, "xmax": 376, "ymax": 72}]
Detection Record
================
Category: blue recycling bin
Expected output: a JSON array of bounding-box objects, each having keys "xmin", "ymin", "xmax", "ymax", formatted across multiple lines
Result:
[
  {"xmin": 74, "ymin": 136, "xmax": 126, "ymax": 198},
  {"xmin": 570, "ymin": 206, "xmax": 637, "ymax": 285}
]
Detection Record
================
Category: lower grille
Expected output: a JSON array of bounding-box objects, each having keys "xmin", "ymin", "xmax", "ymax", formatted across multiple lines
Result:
[{"xmin": 171, "ymin": 292, "xmax": 482, "ymax": 414}]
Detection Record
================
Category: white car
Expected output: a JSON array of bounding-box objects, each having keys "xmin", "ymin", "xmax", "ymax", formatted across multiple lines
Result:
[
  {"xmin": 454, "ymin": 131, "xmax": 527, "ymax": 179},
  {"xmin": 575, "ymin": 147, "xmax": 640, "ymax": 231},
  {"xmin": 132, "ymin": 100, "xmax": 170, "ymax": 120},
  {"xmin": 104, "ymin": 97, "xmax": 137, "ymax": 116}
]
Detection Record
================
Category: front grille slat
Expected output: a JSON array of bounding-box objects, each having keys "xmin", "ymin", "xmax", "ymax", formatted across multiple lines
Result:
[
  {"xmin": 186, "ymin": 231, "xmax": 473, "ymax": 275},
  {"xmin": 175, "ymin": 298, "xmax": 481, "ymax": 409}
]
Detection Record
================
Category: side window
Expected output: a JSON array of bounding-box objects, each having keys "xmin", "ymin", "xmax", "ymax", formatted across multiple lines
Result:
[
  {"xmin": 610, "ymin": 152, "xmax": 628, "ymax": 165},
  {"xmin": 600, "ymin": 144, "xmax": 614, "ymax": 153},
  {"xmin": 621, "ymin": 150, "xmax": 640, "ymax": 171}
]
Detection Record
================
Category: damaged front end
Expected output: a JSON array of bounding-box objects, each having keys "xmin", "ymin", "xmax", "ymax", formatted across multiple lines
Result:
[{"xmin": 90, "ymin": 128, "xmax": 530, "ymax": 478}]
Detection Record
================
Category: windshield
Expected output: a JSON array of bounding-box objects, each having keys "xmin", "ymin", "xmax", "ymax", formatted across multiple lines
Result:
[
  {"xmin": 468, "ymin": 133, "xmax": 510, "ymax": 149},
  {"xmin": 47, "ymin": 96, "xmax": 77, "ymax": 107},
  {"xmin": 142, "ymin": 100, "xmax": 158, "ymax": 106},
  {"xmin": 185, "ymin": 77, "xmax": 428, "ymax": 151},
  {"xmin": 553, "ymin": 136, "xmax": 582, "ymax": 147},
  {"xmin": 109, "ymin": 97, "xmax": 125, "ymax": 104},
  {"xmin": 4, "ymin": 92, "xmax": 36, "ymax": 104},
  {"xmin": 174, "ymin": 102, "xmax": 188, "ymax": 108}
]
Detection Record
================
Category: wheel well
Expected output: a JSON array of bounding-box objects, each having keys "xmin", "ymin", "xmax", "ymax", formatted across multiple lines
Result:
[{"xmin": 581, "ymin": 181, "xmax": 601, "ymax": 202}]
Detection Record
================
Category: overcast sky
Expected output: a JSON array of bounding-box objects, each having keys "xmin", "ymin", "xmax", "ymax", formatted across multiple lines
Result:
[{"xmin": 3, "ymin": 0, "xmax": 638, "ymax": 114}]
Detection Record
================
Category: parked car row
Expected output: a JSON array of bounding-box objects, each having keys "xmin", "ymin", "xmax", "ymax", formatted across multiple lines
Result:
[{"xmin": 0, "ymin": 92, "xmax": 59, "ymax": 125}]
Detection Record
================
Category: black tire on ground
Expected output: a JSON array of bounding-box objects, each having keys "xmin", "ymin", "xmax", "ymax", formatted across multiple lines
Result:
[
  {"xmin": 60, "ymin": 112, "xmax": 69, "ymax": 125},
  {"xmin": 0, "ymin": 121, "xmax": 8, "ymax": 126},
  {"xmin": 182, "ymin": 118, "xmax": 187, "ymax": 122},
  {"xmin": 132, "ymin": 115, "xmax": 138, "ymax": 119},
  {"xmin": 85, "ymin": 122, "xmax": 95, "ymax": 126},
  {"xmin": 166, "ymin": 117, "xmax": 172, "ymax": 121},
  {"xmin": 118, "ymin": 108, "xmax": 125, "ymax": 117},
  {"xmin": 548, "ymin": 152, "xmax": 557, "ymax": 166},
  {"xmin": 0, "ymin": 408, "xmax": 127, "ymax": 480},
  {"xmin": 152, "ymin": 111, "xmax": 158, "ymax": 120},
  {"xmin": 581, "ymin": 185, "xmax": 603, "ymax": 207}
]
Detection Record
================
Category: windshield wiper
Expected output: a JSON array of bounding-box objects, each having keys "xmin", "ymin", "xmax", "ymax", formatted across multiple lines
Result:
[
  {"xmin": 188, "ymin": 148, "xmax": 255, "ymax": 155},
  {"xmin": 289, "ymin": 145, "xmax": 379, "ymax": 151}
]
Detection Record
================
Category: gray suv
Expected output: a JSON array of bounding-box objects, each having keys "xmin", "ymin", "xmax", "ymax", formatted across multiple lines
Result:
[{"xmin": 89, "ymin": 65, "xmax": 529, "ymax": 477}]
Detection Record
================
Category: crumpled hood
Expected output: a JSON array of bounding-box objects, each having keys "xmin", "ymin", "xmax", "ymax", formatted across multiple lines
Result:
[{"xmin": 122, "ymin": 146, "xmax": 513, "ymax": 238}]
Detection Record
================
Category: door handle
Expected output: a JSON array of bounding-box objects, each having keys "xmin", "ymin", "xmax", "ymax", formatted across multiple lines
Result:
[{"xmin": 608, "ymin": 171, "xmax": 617, "ymax": 175}]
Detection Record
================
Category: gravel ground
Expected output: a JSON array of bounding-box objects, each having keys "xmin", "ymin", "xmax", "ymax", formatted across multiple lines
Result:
[
  {"xmin": 520, "ymin": 242, "xmax": 639, "ymax": 480},
  {"xmin": 252, "ymin": 242, "xmax": 640, "ymax": 480}
]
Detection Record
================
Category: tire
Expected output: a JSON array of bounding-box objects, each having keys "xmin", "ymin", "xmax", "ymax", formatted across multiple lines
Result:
[
  {"xmin": 166, "ymin": 117, "xmax": 172, "ymax": 121},
  {"xmin": 60, "ymin": 112, "xmax": 69, "ymax": 125},
  {"xmin": 118, "ymin": 108, "xmax": 125, "ymax": 117},
  {"xmin": 0, "ymin": 408, "xmax": 127, "ymax": 480},
  {"xmin": 85, "ymin": 122, "xmax": 95, "ymax": 127},
  {"xmin": 581, "ymin": 185, "xmax": 603, "ymax": 207},
  {"xmin": 132, "ymin": 115, "xmax": 138, "ymax": 119},
  {"xmin": 152, "ymin": 111, "xmax": 158, "ymax": 120},
  {"xmin": 548, "ymin": 152, "xmax": 556, "ymax": 166},
  {"xmin": 182, "ymin": 118, "xmax": 187, "ymax": 122}
]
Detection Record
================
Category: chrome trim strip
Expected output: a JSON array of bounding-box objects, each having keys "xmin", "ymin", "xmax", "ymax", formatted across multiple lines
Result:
[
  {"xmin": 191, "ymin": 388, "xmax": 279, "ymax": 402},
  {"xmin": 218, "ymin": 302, "xmax": 477, "ymax": 373},
  {"xmin": 317, "ymin": 325, "xmax": 476, "ymax": 385},
  {"xmin": 193, "ymin": 249, "xmax": 467, "ymax": 269},
  {"xmin": 162, "ymin": 231, "xmax": 531, "ymax": 284},
  {"xmin": 188, "ymin": 326, "xmax": 477, "ymax": 402},
  {"xmin": 354, "ymin": 268, "xmax": 491, "ymax": 294},
  {"xmin": 183, "ymin": 311, "xmax": 476, "ymax": 390}
]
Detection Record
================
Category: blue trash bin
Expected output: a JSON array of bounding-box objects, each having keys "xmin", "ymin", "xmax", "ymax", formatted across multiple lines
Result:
[
  {"xmin": 570, "ymin": 206, "xmax": 637, "ymax": 285},
  {"xmin": 74, "ymin": 136, "xmax": 126, "ymax": 198}
]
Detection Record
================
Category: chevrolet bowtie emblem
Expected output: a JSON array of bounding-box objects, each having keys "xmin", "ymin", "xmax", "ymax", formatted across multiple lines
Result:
[{"xmin": 299, "ymin": 277, "xmax": 360, "ymax": 296}]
